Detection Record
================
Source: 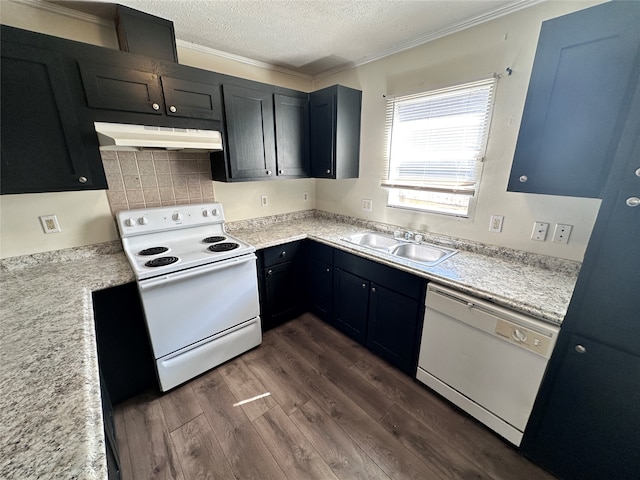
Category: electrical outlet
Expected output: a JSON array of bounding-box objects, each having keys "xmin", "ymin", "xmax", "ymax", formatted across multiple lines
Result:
[
  {"xmin": 303, "ymin": 192, "xmax": 309, "ymax": 201},
  {"xmin": 39, "ymin": 214, "xmax": 61, "ymax": 233},
  {"xmin": 531, "ymin": 221, "xmax": 549, "ymax": 241},
  {"xmin": 362, "ymin": 198, "xmax": 372, "ymax": 212},
  {"xmin": 261, "ymin": 195, "xmax": 268, "ymax": 207},
  {"xmin": 489, "ymin": 215, "xmax": 504, "ymax": 233},
  {"xmin": 552, "ymin": 224, "xmax": 573, "ymax": 244}
]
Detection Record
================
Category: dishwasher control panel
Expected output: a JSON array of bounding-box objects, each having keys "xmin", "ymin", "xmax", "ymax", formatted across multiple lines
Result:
[{"xmin": 495, "ymin": 320, "xmax": 552, "ymax": 356}]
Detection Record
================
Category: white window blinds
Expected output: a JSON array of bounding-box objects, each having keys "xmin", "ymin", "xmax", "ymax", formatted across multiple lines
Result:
[{"xmin": 382, "ymin": 78, "xmax": 496, "ymax": 197}]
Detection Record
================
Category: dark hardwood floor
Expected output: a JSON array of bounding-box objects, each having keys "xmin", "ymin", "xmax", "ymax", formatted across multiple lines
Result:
[{"xmin": 114, "ymin": 313, "xmax": 557, "ymax": 480}]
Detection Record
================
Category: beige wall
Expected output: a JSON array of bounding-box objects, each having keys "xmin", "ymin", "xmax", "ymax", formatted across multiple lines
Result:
[
  {"xmin": 312, "ymin": 0, "xmax": 604, "ymax": 262},
  {"xmin": 1, "ymin": 0, "xmax": 604, "ymax": 260}
]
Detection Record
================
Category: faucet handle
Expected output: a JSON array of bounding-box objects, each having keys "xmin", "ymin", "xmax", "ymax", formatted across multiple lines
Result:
[
  {"xmin": 414, "ymin": 234, "xmax": 423, "ymax": 244},
  {"xmin": 394, "ymin": 230, "xmax": 403, "ymax": 239}
]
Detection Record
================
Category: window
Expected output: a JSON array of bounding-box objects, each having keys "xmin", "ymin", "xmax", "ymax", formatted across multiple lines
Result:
[{"xmin": 383, "ymin": 78, "xmax": 496, "ymax": 217}]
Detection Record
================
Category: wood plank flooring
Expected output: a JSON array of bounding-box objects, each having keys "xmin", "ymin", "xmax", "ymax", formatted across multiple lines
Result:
[{"xmin": 114, "ymin": 313, "xmax": 557, "ymax": 480}]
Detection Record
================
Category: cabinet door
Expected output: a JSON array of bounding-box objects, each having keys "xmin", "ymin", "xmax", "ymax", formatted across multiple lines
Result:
[
  {"xmin": 309, "ymin": 258, "xmax": 333, "ymax": 323},
  {"xmin": 310, "ymin": 88, "xmax": 336, "ymax": 178},
  {"xmin": 263, "ymin": 261, "xmax": 305, "ymax": 330},
  {"xmin": 367, "ymin": 284, "xmax": 421, "ymax": 374},
  {"xmin": 508, "ymin": 1, "xmax": 640, "ymax": 198},
  {"xmin": 78, "ymin": 59, "xmax": 164, "ymax": 114},
  {"xmin": 274, "ymin": 94, "xmax": 310, "ymax": 177},
  {"xmin": 523, "ymin": 336, "xmax": 640, "ymax": 479},
  {"xmin": 1, "ymin": 41, "xmax": 101, "ymax": 194},
  {"xmin": 333, "ymin": 268, "xmax": 369, "ymax": 343},
  {"xmin": 161, "ymin": 76, "xmax": 221, "ymax": 120},
  {"xmin": 222, "ymin": 84, "xmax": 277, "ymax": 179}
]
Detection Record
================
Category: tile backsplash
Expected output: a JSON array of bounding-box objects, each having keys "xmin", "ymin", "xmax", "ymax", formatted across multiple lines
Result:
[{"xmin": 100, "ymin": 150, "xmax": 215, "ymax": 213}]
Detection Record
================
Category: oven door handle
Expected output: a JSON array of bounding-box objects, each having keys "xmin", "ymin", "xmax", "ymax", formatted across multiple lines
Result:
[{"xmin": 138, "ymin": 254, "xmax": 257, "ymax": 291}]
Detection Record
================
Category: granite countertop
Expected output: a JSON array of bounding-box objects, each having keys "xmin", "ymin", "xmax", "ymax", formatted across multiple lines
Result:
[
  {"xmin": 0, "ymin": 250, "xmax": 134, "ymax": 479},
  {"xmin": 0, "ymin": 212, "xmax": 580, "ymax": 479},
  {"xmin": 229, "ymin": 216, "xmax": 579, "ymax": 325}
]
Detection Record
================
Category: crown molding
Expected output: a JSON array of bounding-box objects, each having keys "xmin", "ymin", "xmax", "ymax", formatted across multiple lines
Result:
[
  {"xmin": 353, "ymin": 0, "xmax": 545, "ymax": 68},
  {"xmin": 175, "ymin": 40, "xmax": 312, "ymax": 81},
  {"xmin": 9, "ymin": 0, "xmax": 114, "ymax": 27}
]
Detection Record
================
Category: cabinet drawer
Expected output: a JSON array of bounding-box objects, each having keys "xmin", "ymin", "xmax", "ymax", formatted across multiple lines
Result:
[
  {"xmin": 308, "ymin": 240, "xmax": 333, "ymax": 264},
  {"xmin": 335, "ymin": 250, "xmax": 423, "ymax": 300},
  {"xmin": 262, "ymin": 240, "xmax": 304, "ymax": 268}
]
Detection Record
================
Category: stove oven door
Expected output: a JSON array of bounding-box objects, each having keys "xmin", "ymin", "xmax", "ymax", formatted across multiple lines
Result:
[{"xmin": 137, "ymin": 253, "xmax": 261, "ymax": 391}]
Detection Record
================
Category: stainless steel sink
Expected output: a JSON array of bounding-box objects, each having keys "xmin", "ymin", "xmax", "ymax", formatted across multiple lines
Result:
[
  {"xmin": 342, "ymin": 232, "xmax": 403, "ymax": 250},
  {"xmin": 388, "ymin": 242, "xmax": 457, "ymax": 265},
  {"xmin": 342, "ymin": 232, "xmax": 457, "ymax": 266}
]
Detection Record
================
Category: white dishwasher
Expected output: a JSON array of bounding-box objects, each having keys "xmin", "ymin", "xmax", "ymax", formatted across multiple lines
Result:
[{"xmin": 416, "ymin": 283, "xmax": 559, "ymax": 446}]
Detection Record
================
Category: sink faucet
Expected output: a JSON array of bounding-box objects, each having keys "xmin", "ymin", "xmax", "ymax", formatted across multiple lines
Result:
[{"xmin": 404, "ymin": 231, "xmax": 414, "ymax": 241}]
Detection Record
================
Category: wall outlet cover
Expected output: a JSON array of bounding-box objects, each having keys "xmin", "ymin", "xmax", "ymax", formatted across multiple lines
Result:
[
  {"xmin": 362, "ymin": 198, "xmax": 372, "ymax": 212},
  {"xmin": 489, "ymin": 215, "xmax": 504, "ymax": 233},
  {"xmin": 261, "ymin": 195, "xmax": 268, "ymax": 207},
  {"xmin": 552, "ymin": 224, "xmax": 573, "ymax": 244},
  {"xmin": 39, "ymin": 214, "xmax": 61, "ymax": 233}
]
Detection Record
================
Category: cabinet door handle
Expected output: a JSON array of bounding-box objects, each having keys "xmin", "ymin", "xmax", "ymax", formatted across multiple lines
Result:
[
  {"xmin": 325, "ymin": 268, "xmax": 330, "ymax": 273},
  {"xmin": 267, "ymin": 269, "xmax": 273, "ymax": 276},
  {"xmin": 169, "ymin": 105, "xmax": 177, "ymax": 113},
  {"xmin": 519, "ymin": 175, "xmax": 528, "ymax": 183},
  {"xmin": 371, "ymin": 287, "xmax": 376, "ymax": 293},
  {"xmin": 361, "ymin": 283, "xmax": 366, "ymax": 288},
  {"xmin": 266, "ymin": 170, "xmax": 272, "ymax": 176},
  {"xmin": 575, "ymin": 344, "xmax": 587, "ymax": 354},
  {"xmin": 634, "ymin": 167, "xmax": 640, "ymax": 178},
  {"xmin": 326, "ymin": 169, "xmax": 331, "ymax": 174},
  {"xmin": 152, "ymin": 103, "xmax": 160, "ymax": 111},
  {"xmin": 280, "ymin": 251, "xmax": 286, "ymax": 258},
  {"xmin": 78, "ymin": 176, "xmax": 88, "ymax": 184},
  {"xmin": 626, "ymin": 197, "xmax": 640, "ymax": 207},
  {"xmin": 279, "ymin": 169, "xmax": 284, "ymax": 175}
]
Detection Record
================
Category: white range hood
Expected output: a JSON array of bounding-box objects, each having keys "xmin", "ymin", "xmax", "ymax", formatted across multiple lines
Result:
[{"xmin": 94, "ymin": 122, "xmax": 223, "ymax": 151}]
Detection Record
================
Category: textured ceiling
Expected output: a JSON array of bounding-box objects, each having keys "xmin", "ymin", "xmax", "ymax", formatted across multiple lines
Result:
[{"xmin": 56, "ymin": 0, "xmax": 538, "ymax": 76}]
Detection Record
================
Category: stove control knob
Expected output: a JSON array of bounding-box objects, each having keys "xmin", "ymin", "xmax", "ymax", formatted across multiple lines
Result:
[
  {"xmin": 125, "ymin": 218, "xmax": 136, "ymax": 227},
  {"xmin": 138, "ymin": 216, "xmax": 149, "ymax": 225},
  {"xmin": 211, "ymin": 208, "xmax": 218, "ymax": 216},
  {"xmin": 172, "ymin": 212, "xmax": 182, "ymax": 221},
  {"xmin": 202, "ymin": 210, "xmax": 210, "ymax": 217}
]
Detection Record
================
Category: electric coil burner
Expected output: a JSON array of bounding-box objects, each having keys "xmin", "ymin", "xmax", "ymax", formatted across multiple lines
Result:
[
  {"xmin": 202, "ymin": 236, "xmax": 226, "ymax": 243},
  {"xmin": 144, "ymin": 256, "xmax": 179, "ymax": 268},
  {"xmin": 117, "ymin": 203, "xmax": 261, "ymax": 392},
  {"xmin": 208, "ymin": 242, "xmax": 239, "ymax": 253},
  {"xmin": 139, "ymin": 246, "xmax": 169, "ymax": 256}
]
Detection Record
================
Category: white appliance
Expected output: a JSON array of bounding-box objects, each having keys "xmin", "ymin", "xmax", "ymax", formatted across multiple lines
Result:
[
  {"xmin": 94, "ymin": 122, "xmax": 223, "ymax": 151},
  {"xmin": 416, "ymin": 283, "xmax": 559, "ymax": 446},
  {"xmin": 117, "ymin": 203, "xmax": 261, "ymax": 391}
]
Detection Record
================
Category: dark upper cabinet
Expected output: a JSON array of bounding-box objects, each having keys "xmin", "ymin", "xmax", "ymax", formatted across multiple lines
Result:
[
  {"xmin": 310, "ymin": 85, "xmax": 361, "ymax": 179},
  {"xmin": 78, "ymin": 60, "xmax": 164, "ymax": 115},
  {"xmin": 79, "ymin": 60, "xmax": 222, "ymax": 121},
  {"xmin": 523, "ymin": 335, "xmax": 640, "ymax": 479},
  {"xmin": 116, "ymin": 4, "xmax": 178, "ymax": 63},
  {"xmin": 0, "ymin": 37, "xmax": 106, "ymax": 194},
  {"xmin": 274, "ymin": 94, "xmax": 310, "ymax": 177},
  {"xmin": 214, "ymin": 84, "xmax": 277, "ymax": 180},
  {"xmin": 160, "ymin": 76, "xmax": 221, "ymax": 120},
  {"xmin": 507, "ymin": 1, "xmax": 640, "ymax": 198}
]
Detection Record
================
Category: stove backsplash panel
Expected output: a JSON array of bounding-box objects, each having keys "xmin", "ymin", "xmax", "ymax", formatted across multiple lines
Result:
[{"xmin": 100, "ymin": 150, "xmax": 215, "ymax": 213}]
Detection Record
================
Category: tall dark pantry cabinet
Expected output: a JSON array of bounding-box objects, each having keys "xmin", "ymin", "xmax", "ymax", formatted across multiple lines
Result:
[{"xmin": 520, "ymin": 3, "xmax": 640, "ymax": 479}]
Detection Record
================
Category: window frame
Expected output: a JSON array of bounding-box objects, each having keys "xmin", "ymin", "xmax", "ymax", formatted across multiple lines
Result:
[{"xmin": 382, "ymin": 78, "xmax": 497, "ymax": 218}]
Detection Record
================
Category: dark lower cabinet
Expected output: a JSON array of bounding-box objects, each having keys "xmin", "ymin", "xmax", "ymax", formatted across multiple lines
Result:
[
  {"xmin": 523, "ymin": 336, "xmax": 640, "ymax": 479},
  {"xmin": 333, "ymin": 268, "xmax": 370, "ymax": 343},
  {"xmin": 307, "ymin": 241, "xmax": 334, "ymax": 323},
  {"xmin": 1, "ymin": 35, "xmax": 106, "ymax": 194},
  {"xmin": 332, "ymin": 248, "xmax": 426, "ymax": 375},
  {"xmin": 92, "ymin": 282, "xmax": 157, "ymax": 404},
  {"xmin": 258, "ymin": 241, "xmax": 307, "ymax": 330}
]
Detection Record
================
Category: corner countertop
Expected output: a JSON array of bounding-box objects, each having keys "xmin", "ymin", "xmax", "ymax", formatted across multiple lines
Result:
[
  {"xmin": 0, "ymin": 213, "xmax": 579, "ymax": 479},
  {"xmin": 0, "ymin": 250, "xmax": 134, "ymax": 479}
]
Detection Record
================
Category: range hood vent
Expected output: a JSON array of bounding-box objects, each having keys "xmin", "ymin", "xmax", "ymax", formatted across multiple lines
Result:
[{"xmin": 94, "ymin": 122, "xmax": 223, "ymax": 151}]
